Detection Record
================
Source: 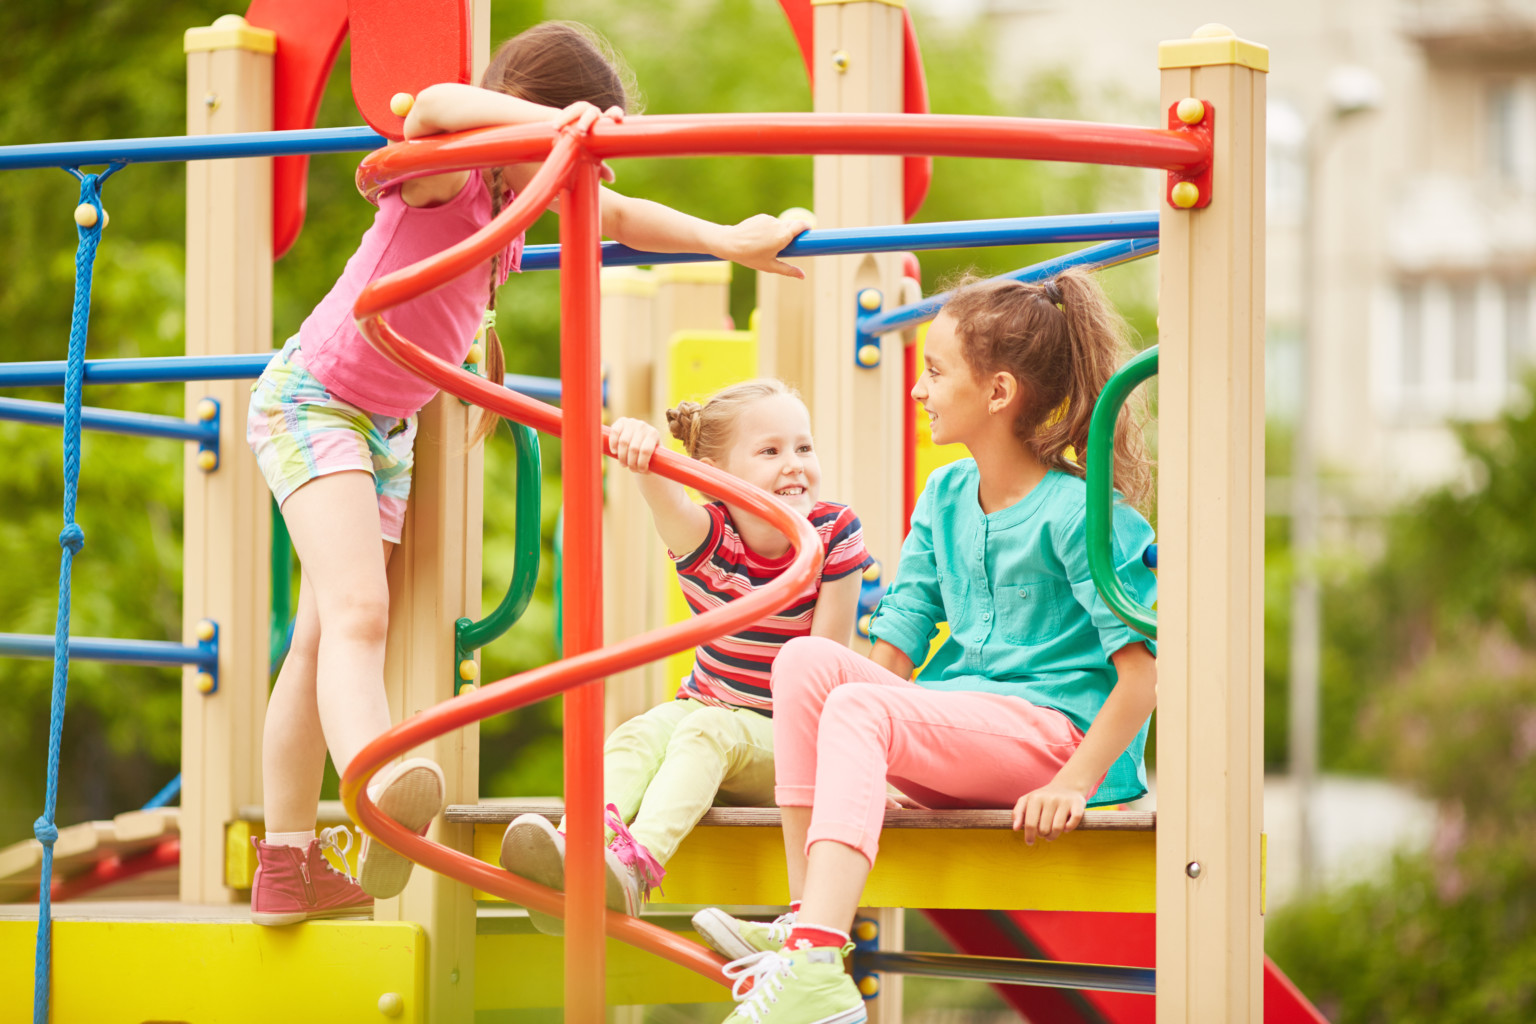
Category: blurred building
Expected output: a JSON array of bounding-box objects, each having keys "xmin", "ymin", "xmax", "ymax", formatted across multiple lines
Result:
[{"xmin": 917, "ymin": 0, "xmax": 1536, "ymax": 503}]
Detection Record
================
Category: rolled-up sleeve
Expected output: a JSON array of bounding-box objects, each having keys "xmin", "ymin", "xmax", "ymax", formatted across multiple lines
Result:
[
  {"xmin": 868, "ymin": 482, "xmax": 945, "ymax": 666},
  {"xmin": 1058, "ymin": 500, "xmax": 1158, "ymax": 660}
]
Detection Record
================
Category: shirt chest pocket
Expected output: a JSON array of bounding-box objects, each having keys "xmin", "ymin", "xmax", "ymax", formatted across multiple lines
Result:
[{"xmin": 998, "ymin": 577, "xmax": 1067, "ymax": 646}]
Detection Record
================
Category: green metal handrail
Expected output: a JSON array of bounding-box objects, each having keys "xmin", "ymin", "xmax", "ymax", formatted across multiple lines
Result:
[
  {"xmin": 455, "ymin": 421, "xmax": 543, "ymax": 688},
  {"xmin": 1086, "ymin": 345, "xmax": 1158, "ymax": 639}
]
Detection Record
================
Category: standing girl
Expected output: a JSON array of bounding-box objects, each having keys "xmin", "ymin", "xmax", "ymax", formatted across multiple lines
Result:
[
  {"xmin": 692, "ymin": 270, "xmax": 1159, "ymax": 1024},
  {"xmin": 499, "ymin": 380, "xmax": 873, "ymax": 933},
  {"xmin": 244, "ymin": 21, "xmax": 807, "ymax": 926}
]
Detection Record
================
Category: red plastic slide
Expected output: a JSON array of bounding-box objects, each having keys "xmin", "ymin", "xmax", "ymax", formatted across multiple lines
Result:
[{"xmin": 924, "ymin": 909, "xmax": 1329, "ymax": 1023}]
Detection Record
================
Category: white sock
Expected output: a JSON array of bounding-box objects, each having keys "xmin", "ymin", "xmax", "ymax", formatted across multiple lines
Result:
[{"xmin": 266, "ymin": 829, "xmax": 316, "ymax": 848}]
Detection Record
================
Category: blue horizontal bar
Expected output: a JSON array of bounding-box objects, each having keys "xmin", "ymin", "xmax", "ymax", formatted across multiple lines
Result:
[
  {"xmin": 0, "ymin": 397, "xmax": 216, "ymax": 444},
  {"xmin": 0, "ymin": 127, "xmax": 386, "ymax": 172},
  {"xmin": 520, "ymin": 211, "xmax": 1160, "ymax": 271},
  {"xmin": 862, "ymin": 236, "xmax": 1161, "ymax": 338},
  {"xmin": 0, "ymin": 352, "xmax": 563, "ymax": 400},
  {"xmin": 0, "ymin": 633, "xmax": 216, "ymax": 671}
]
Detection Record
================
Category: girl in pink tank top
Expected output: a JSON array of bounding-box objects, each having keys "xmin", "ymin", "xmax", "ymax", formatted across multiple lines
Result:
[{"xmin": 244, "ymin": 21, "xmax": 809, "ymax": 927}]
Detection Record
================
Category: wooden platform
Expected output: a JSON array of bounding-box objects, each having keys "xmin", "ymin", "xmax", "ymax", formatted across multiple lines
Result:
[
  {"xmin": 452, "ymin": 802, "xmax": 1157, "ymax": 914},
  {"xmin": 0, "ymin": 809, "xmax": 179, "ymax": 902}
]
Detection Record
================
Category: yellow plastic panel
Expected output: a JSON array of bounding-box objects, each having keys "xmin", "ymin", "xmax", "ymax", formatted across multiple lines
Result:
[
  {"xmin": 475, "ymin": 824, "xmax": 1153, "ymax": 913},
  {"xmin": 475, "ymin": 931, "xmax": 730, "ymax": 1009},
  {"xmin": 664, "ymin": 329, "xmax": 759, "ymax": 686},
  {"xmin": 0, "ymin": 919, "xmax": 424, "ymax": 1022}
]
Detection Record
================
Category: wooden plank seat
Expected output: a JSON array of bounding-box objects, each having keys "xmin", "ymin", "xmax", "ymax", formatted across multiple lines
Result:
[{"xmin": 448, "ymin": 802, "xmax": 1156, "ymax": 914}]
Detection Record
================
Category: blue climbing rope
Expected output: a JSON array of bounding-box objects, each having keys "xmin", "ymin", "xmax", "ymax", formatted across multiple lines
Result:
[
  {"xmin": 33, "ymin": 166, "xmax": 115, "ymax": 1024},
  {"xmin": 140, "ymin": 774, "xmax": 182, "ymax": 811}
]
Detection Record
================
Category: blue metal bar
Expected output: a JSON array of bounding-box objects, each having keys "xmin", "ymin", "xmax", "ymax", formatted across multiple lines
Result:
[
  {"xmin": 0, "ymin": 633, "xmax": 217, "ymax": 671},
  {"xmin": 141, "ymin": 775, "xmax": 181, "ymax": 810},
  {"xmin": 0, "ymin": 127, "xmax": 386, "ymax": 171},
  {"xmin": 0, "ymin": 353, "xmax": 564, "ymax": 400},
  {"xmin": 0, "ymin": 397, "xmax": 217, "ymax": 444},
  {"xmin": 518, "ymin": 211, "xmax": 1159, "ymax": 270},
  {"xmin": 861, "ymin": 236, "xmax": 1161, "ymax": 338}
]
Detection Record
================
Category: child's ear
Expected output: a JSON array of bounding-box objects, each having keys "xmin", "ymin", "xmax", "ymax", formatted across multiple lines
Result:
[
  {"xmin": 990, "ymin": 371, "xmax": 1019, "ymax": 414},
  {"xmin": 699, "ymin": 455, "xmax": 718, "ymax": 470}
]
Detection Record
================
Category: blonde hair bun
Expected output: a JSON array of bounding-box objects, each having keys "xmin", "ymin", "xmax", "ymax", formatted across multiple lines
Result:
[{"xmin": 666, "ymin": 401, "xmax": 706, "ymax": 457}]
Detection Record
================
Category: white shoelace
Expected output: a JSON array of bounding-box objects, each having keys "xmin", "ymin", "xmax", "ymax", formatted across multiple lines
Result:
[
  {"xmin": 317, "ymin": 825, "xmax": 356, "ymax": 884},
  {"xmin": 722, "ymin": 950, "xmax": 797, "ymax": 1023},
  {"xmin": 762, "ymin": 910, "xmax": 796, "ymax": 945}
]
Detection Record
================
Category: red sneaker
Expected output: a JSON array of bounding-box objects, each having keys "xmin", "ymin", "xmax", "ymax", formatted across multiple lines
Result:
[{"xmin": 250, "ymin": 827, "xmax": 373, "ymax": 926}]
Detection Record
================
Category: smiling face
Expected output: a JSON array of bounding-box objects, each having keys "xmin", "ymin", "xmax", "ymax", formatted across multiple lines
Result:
[
  {"xmin": 911, "ymin": 312, "xmax": 995, "ymax": 448},
  {"xmin": 714, "ymin": 393, "xmax": 821, "ymax": 517}
]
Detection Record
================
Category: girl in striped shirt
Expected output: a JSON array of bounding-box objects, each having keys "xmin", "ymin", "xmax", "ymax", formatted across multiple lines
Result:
[{"xmin": 498, "ymin": 379, "xmax": 871, "ymax": 931}]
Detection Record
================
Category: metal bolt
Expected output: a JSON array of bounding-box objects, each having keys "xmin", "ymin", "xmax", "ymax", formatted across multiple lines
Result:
[
  {"xmin": 1186, "ymin": 860, "xmax": 1202, "ymax": 879},
  {"xmin": 832, "ymin": 50, "xmax": 850, "ymax": 73},
  {"xmin": 204, "ymin": 92, "xmax": 220, "ymax": 111}
]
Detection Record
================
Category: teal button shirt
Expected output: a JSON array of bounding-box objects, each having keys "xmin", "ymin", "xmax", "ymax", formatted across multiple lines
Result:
[{"xmin": 869, "ymin": 460, "xmax": 1157, "ymax": 806}]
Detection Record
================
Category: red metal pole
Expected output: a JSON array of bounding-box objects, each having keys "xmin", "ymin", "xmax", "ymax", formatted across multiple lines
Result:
[{"xmin": 560, "ymin": 153, "xmax": 606, "ymax": 1019}]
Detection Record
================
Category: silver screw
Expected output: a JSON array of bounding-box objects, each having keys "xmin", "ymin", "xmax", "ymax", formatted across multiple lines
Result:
[{"xmin": 1186, "ymin": 861, "xmax": 1202, "ymax": 878}]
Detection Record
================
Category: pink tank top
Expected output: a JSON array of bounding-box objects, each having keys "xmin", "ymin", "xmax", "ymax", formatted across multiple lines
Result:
[{"xmin": 299, "ymin": 173, "xmax": 523, "ymax": 418}]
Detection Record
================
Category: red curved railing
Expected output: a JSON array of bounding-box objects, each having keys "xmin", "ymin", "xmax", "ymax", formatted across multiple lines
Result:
[{"xmin": 340, "ymin": 113, "xmax": 1209, "ymax": 1013}]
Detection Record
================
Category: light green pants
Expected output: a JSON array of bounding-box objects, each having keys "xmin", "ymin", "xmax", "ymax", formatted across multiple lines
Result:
[{"xmin": 589, "ymin": 698, "xmax": 775, "ymax": 866}]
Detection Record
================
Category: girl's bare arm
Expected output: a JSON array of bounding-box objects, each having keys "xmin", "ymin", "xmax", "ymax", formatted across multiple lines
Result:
[{"xmin": 808, "ymin": 574, "xmax": 864, "ymax": 647}]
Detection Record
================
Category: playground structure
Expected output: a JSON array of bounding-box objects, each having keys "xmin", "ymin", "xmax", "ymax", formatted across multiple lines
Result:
[{"xmin": 0, "ymin": 3, "xmax": 1327, "ymax": 1023}]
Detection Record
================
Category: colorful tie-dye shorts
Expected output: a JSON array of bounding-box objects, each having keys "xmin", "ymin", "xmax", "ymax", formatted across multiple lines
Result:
[{"xmin": 246, "ymin": 337, "xmax": 416, "ymax": 543}]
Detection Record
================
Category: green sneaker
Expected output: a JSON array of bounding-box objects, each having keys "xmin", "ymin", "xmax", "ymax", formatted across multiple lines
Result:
[
  {"xmin": 693, "ymin": 907, "xmax": 797, "ymax": 960},
  {"xmin": 719, "ymin": 946, "xmax": 866, "ymax": 1024}
]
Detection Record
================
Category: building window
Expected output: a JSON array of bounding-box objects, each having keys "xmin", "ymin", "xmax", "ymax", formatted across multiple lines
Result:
[
  {"xmin": 1399, "ymin": 281, "xmax": 1423, "ymax": 390},
  {"xmin": 1487, "ymin": 78, "xmax": 1536, "ymax": 190},
  {"xmin": 1451, "ymin": 282, "xmax": 1478, "ymax": 384}
]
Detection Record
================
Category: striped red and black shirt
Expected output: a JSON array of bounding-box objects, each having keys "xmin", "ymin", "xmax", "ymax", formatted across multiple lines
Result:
[{"xmin": 673, "ymin": 501, "xmax": 872, "ymax": 713}]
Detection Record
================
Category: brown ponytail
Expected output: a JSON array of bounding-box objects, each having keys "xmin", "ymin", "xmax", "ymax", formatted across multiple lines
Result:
[
  {"xmin": 469, "ymin": 22, "xmax": 636, "ymax": 447},
  {"xmin": 945, "ymin": 269, "xmax": 1152, "ymax": 509}
]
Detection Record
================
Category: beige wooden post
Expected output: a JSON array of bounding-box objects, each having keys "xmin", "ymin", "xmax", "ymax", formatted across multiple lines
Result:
[
  {"xmin": 1155, "ymin": 25, "xmax": 1269, "ymax": 1024},
  {"xmin": 369, "ymin": 4, "xmax": 490, "ymax": 1020},
  {"xmin": 810, "ymin": 0, "xmax": 905, "ymax": 587},
  {"xmin": 181, "ymin": 15, "xmax": 274, "ymax": 906},
  {"xmin": 602, "ymin": 267, "xmax": 662, "ymax": 729},
  {"xmin": 755, "ymin": 208, "xmax": 817, "ymax": 399}
]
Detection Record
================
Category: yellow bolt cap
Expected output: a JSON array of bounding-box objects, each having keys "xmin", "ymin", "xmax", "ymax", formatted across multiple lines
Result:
[
  {"xmin": 1193, "ymin": 23, "xmax": 1235, "ymax": 38},
  {"xmin": 853, "ymin": 920, "xmax": 878, "ymax": 941},
  {"xmin": 1170, "ymin": 181, "xmax": 1201, "ymax": 209},
  {"xmin": 458, "ymin": 683, "xmax": 479, "ymax": 696},
  {"xmin": 389, "ymin": 93, "xmax": 415, "ymax": 118},
  {"xmin": 196, "ymin": 398, "xmax": 218, "ymax": 422},
  {"xmin": 781, "ymin": 206, "xmax": 816, "ymax": 228},
  {"xmin": 858, "ymin": 614, "xmax": 873, "ymax": 635},
  {"xmin": 197, "ymin": 450, "xmax": 218, "ymax": 472},
  {"xmin": 858, "ymin": 289, "xmax": 882, "ymax": 312},
  {"xmin": 832, "ymin": 50, "xmax": 850, "ymax": 72},
  {"xmin": 858, "ymin": 976, "xmax": 880, "ymax": 996},
  {"xmin": 862, "ymin": 562, "xmax": 881, "ymax": 583},
  {"xmin": 196, "ymin": 672, "xmax": 216, "ymax": 694},
  {"xmin": 459, "ymin": 659, "xmax": 479, "ymax": 681},
  {"xmin": 195, "ymin": 619, "xmax": 216, "ymax": 642},
  {"xmin": 466, "ymin": 343, "xmax": 483, "ymax": 366},
  {"xmin": 73, "ymin": 204, "xmax": 98, "ymax": 228},
  {"xmin": 378, "ymin": 991, "xmax": 404, "ymax": 1018},
  {"xmin": 1176, "ymin": 98, "xmax": 1205, "ymax": 125},
  {"xmin": 212, "ymin": 14, "xmax": 248, "ymax": 29},
  {"xmin": 857, "ymin": 344, "xmax": 881, "ymax": 368}
]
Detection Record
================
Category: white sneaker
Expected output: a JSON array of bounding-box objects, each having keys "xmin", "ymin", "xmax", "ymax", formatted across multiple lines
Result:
[
  {"xmin": 693, "ymin": 907, "xmax": 798, "ymax": 960},
  {"xmin": 498, "ymin": 812, "xmax": 567, "ymax": 936},
  {"xmin": 356, "ymin": 758, "xmax": 445, "ymax": 899}
]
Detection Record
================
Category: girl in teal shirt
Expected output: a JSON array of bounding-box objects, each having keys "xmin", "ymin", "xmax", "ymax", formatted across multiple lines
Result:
[{"xmin": 693, "ymin": 270, "xmax": 1158, "ymax": 1024}]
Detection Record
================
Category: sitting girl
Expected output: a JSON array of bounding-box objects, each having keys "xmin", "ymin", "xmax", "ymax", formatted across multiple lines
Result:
[
  {"xmin": 692, "ymin": 271, "xmax": 1158, "ymax": 1024},
  {"xmin": 499, "ymin": 379, "xmax": 872, "ymax": 933}
]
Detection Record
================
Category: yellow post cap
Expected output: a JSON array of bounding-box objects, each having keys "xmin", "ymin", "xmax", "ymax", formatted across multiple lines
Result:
[
  {"xmin": 857, "ymin": 976, "xmax": 880, "ymax": 996},
  {"xmin": 197, "ymin": 450, "xmax": 219, "ymax": 472},
  {"xmin": 856, "ymin": 344, "xmax": 881, "ymax": 368},
  {"xmin": 196, "ymin": 619, "xmax": 217, "ymax": 643},
  {"xmin": 858, "ymin": 289, "xmax": 883, "ymax": 312},
  {"xmin": 1170, "ymin": 181, "xmax": 1201, "ymax": 209},
  {"xmin": 853, "ymin": 919, "xmax": 878, "ymax": 941},
  {"xmin": 1159, "ymin": 24, "xmax": 1268, "ymax": 72},
  {"xmin": 185, "ymin": 15, "xmax": 276, "ymax": 54},
  {"xmin": 1176, "ymin": 98, "xmax": 1206, "ymax": 124},
  {"xmin": 389, "ymin": 93, "xmax": 415, "ymax": 117},
  {"xmin": 459, "ymin": 659, "xmax": 479, "ymax": 681},
  {"xmin": 196, "ymin": 672, "xmax": 216, "ymax": 695},
  {"xmin": 196, "ymin": 398, "xmax": 218, "ymax": 422}
]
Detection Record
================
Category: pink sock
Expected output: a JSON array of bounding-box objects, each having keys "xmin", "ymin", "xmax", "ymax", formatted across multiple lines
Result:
[
  {"xmin": 265, "ymin": 829, "xmax": 315, "ymax": 848},
  {"xmin": 784, "ymin": 923, "xmax": 848, "ymax": 951}
]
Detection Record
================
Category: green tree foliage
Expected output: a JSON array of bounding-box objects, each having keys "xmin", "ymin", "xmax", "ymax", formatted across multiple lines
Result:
[
  {"xmin": 1, "ymin": 0, "xmax": 1161, "ymax": 837},
  {"xmin": 1265, "ymin": 391, "xmax": 1536, "ymax": 1022}
]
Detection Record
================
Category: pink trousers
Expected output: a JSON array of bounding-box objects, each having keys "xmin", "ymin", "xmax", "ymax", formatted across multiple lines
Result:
[{"xmin": 773, "ymin": 636, "xmax": 1084, "ymax": 865}]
